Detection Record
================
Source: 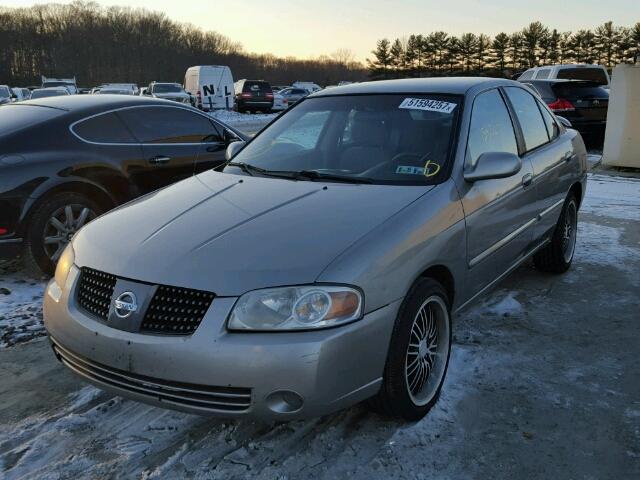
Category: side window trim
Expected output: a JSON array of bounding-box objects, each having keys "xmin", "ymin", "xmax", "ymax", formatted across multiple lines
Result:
[
  {"xmin": 464, "ymin": 87, "xmax": 520, "ymax": 169},
  {"xmin": 501, "ymin": 86, "xmax": 553, "ymax": 156},
  {"xmin": 70, "ymin": 104, "xmax": 224, "ymax": 146}
]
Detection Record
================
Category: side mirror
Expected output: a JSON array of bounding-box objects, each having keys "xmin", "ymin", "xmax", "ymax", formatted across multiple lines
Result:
[
  {"xmin": 464, "ymin": 152, "xmax": 522, "ymax": 182},
  {"xmin": 225, "ymin": 140, "xmax": 246, "ymax": 161},
  {"xmin": 556, "ymin": 116, "xmax": 572, "ymax": 128}
]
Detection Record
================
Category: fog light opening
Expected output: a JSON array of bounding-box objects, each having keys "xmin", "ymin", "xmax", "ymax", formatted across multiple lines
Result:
[{"xmin": 265, "ymin": 390, "xmax": 304, "ymax": 414}]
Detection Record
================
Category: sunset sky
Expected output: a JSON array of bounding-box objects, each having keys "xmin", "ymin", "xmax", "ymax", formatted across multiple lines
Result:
[{"xmin": 4, "ymin": 0, "xmax": 638, "ymax": 60}]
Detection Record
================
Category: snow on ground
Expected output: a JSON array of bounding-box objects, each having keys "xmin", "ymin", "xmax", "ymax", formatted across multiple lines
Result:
[
  {"xmin": 0, "ymin": 265, "xmax": 46, "ymax": 348},
  {"xmin": 209, "ymin": 110, "xmax": 277, "ymax": 136},
  {"xmin": 582, "ymin": 173, "xmax": 640, "ymax": 221},
  {"xmin": 0, "ymin": 171, "xmax": 639, "ymax": 479}
]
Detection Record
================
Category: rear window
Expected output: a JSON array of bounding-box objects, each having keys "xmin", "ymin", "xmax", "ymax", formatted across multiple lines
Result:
[
  {"xmin": 557, "ymin": 68, "xmax": 608, "ymax": 85},
  {"xmin": 552, "ymin": 83, "xmax": 609, "ymax": 99},
  {"xmin": 0, "ymin": 105, "xmax": 65, "ymax": 137},
  {"xmin": 243, "ymin": 81, "xmax": 271, "ymax": 93}
]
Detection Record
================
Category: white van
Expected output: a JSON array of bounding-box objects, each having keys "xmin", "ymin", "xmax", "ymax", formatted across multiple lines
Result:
[
  {"xmin": 184, "ymin": 66, "xmax": 234, "ymax": 111},
  {"xmin": 292, "ymin": 81, "xmax": 322, "ymax": 93},
  {"xmin": 518, "ymin": 64, "xmax": 611, "ymax": 88}
]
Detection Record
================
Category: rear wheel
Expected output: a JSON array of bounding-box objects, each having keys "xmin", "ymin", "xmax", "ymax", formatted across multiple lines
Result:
[
  {"xmin": 24, "ymin": 192, "xmax": 101, "ymax": 276},
  {"xmin": 534, "ymin": 194, "xmax": 578, "ymax": 273},
  {"xmin": 371, "ymin": 278, "xmax": 452, "ymax": 420}
]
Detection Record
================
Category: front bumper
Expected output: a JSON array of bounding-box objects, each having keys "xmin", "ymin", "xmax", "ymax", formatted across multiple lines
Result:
[{"xmin": 44, "ymin": 266, "xmax": 400, "ymax": 419}]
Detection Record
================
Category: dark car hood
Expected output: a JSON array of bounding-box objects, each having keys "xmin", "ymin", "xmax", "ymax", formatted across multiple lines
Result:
[{"xmin": 74, "ymin": 171, "xmax": 432, "ymax": 295}]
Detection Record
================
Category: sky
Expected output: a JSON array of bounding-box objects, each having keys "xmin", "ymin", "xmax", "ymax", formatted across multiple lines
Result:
[{"xmin": 3, "ymin": 0, "xmax": 639, "ymax": 61}]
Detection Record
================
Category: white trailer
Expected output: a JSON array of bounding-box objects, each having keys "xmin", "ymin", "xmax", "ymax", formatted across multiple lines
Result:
[{"xmin": 184, "ymin": 66, "xmax": 234, "ymax": 111}]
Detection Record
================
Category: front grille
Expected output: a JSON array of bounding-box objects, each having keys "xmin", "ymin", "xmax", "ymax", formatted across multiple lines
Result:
[
  {"xmin": 77, "ymin": 267, "xmax": 117, "ymax": 320},
  {"xmin": 141, "ymin": 285, "xmax": 215, "ymax": 335},
  {"xmin": 51, "ymin": 337, "xmax": 252, "ymax": 413}
]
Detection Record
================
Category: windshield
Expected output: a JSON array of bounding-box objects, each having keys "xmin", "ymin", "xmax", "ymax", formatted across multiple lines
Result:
[
  {"xmin": 225, "ymin": 94, "xmax": 460, "ymax": 185},
  {"xmin": 0, "ymin": 86, "xmax": 10, "ymax": 98},
  {"xmin": 557, "ymin": 68, "xmax": 608, "ymax": 85},
  {"xmin": 153, "ymin": 84, "xmax": 183, "ymax": 93},
  {"xmin": 31, "ymin": 89, "xmax": 67, "ymax": 98},
  {"xmin": 43, "ymin": 81, "xmax": 72, "ymax": 88}
]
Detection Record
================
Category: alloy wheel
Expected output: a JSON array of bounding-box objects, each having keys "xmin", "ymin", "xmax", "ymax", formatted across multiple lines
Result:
[
  {"xmin": 43, "ymin": 204, "xmax": 96, "ymax": 261},
  {"xmin": 562, "ymin": 201, "xmax": 578, "ymax": 263},
  {"xmin": 405, "ymin": 295, "xmax": 450, "ymax": 406}
]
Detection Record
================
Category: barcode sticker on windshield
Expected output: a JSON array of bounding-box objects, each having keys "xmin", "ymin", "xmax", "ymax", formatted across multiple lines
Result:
[{"xmin": 399, "ymin": 98, "xmax": 457, "ymax": 113}]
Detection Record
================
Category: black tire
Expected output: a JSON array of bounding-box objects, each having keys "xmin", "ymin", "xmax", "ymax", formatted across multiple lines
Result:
[
  {"xmin": 534, "ymin": 193, "xmax": 578, "ymax": 274},
  {"xmin": 370, "ymin": 278, "xmax": 452, "ymax": 421},
  {"xmin": 23, "ymin": 192, "xmax": 102, "ymax": 276}
]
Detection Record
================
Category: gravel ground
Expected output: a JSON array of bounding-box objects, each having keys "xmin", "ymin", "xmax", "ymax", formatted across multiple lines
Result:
[{"xmin": 0, "ymin": 171, "xmax": 638, "ymax": 479}]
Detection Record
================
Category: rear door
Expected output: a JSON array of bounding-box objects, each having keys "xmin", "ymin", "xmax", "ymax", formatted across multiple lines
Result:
[
  {"xmin": 117, "ymin": 106, "xmax": 224, "ymax": 192},
  {"xmin": 459, "ymin": 88, "xmax": 538, "ymax": 297},
  {"xmin": 503, "ymin": 86, "xmax": 574, "ymax": 241}
]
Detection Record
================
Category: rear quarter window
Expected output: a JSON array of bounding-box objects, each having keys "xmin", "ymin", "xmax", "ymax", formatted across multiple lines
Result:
[
  {"xmin": 72, "ymin": 112, "xmax": 136, "ymax": 143},
  {"xmin": 0, "ymin": 105, "xmax": 65, "ymax": 137}
]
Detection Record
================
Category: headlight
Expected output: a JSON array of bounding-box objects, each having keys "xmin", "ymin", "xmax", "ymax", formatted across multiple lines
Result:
[
  {"xmin": 54, "ymin": 243, "xmax": 75, "ymax": 287},
  {"xmin": 228, "ymin": 285, "xmax": 363, "ymax": 331}
]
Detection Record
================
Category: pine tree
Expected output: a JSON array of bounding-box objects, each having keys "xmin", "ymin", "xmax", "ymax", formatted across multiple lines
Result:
[
  {"xmin": 368, "ymin": 38, "xmax": 392, "ymax": 77},
  {"xmin": 475, "ymin": 34, "xmax": 491, "ymax": 71},
  {"xmin": 522, "ymin": 21, "xmax": 549, "ymax": 67},
  {"xmin": 390, "ymin": 38, "xmax": 405, "ymax": 73},
  {"xmin": 491, "ymin": 32, "xmax": 510, "ymax": 73},
  {"xmin": 457, "ymin": 33, "xmax": 478, "ymax": 72}
]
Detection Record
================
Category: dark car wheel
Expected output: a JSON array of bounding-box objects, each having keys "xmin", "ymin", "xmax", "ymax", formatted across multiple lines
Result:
[
  {"xmin": 534, "ymin": 193, "xmax": 578, "ymax": 274},
  {"xmin": 370, "ymin": 278, "xmax": 452, "ymax": 421},
  {"xmin": 24, "ymin": 192, "xmax": 101, "ymax": 276}
]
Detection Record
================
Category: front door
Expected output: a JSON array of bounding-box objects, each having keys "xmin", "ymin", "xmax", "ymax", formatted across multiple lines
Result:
[
  {"xmin": 117, "ymin": 105, "xmax": 225, "ymax": 192},
  {"xmin": 458, "ymin": 88, "xmax": 539, "ymax": 299}
]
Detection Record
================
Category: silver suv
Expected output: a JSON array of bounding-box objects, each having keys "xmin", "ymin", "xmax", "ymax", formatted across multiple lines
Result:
[{"xmin": 44, "ymin": 78, "xmax": 587, "ymax": 420}]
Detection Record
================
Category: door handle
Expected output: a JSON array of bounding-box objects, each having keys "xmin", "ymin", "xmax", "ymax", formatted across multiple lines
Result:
[
  {"xmin": 522, "ymin": 173, "xmax": 533, "ymax": 187},
  {"xmin": 563, "ymin": 152, "xmax": 575, "ymax": 163},
  {"xmin": 148, "ymin": 156, "xmax": 170, "ymax": 165}
]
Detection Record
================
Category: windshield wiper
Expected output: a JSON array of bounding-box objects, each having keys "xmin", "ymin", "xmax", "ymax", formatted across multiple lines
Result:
[
  {"xmin": 226, "ymin": 162, "xmax": 300, "ymax": 180},
  {"xmin": 295, "ymin": 170, "xmax": 373, "ymax": 184}
]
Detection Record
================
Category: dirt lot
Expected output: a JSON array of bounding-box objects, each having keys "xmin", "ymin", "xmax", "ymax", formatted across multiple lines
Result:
[{"xmin": 0, "ymin": 171, "xmax": 638, "ymax": 480}]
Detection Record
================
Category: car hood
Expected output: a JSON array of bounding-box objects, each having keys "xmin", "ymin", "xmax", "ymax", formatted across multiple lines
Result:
[{"xmin": 74, "ymin": 170, "xmax": 433, "ymax": 295}]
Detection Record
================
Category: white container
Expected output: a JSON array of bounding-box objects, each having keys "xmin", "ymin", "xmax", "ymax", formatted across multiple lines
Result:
[{"xmin": 602, "ymin": 64, "xmax": 640, "ymax": 168}]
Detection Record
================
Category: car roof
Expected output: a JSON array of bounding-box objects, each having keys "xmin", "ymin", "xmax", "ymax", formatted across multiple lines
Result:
[
  {"xmin": 18, "ymin": 94, "xmax": 182, "ymax": 114},
  {"xmin": 312, "ymin": 77, "xmax": 518, "ymax": 97}
]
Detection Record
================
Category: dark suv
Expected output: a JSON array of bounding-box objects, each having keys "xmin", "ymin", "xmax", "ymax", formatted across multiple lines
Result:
[
  {"xmin": 234, "ymin": 80, "xmax": 274, "ymax": 113},
  {"xmin": 0, "ymin": 95, "xmax": 246, "ymax": 274},
  {"xmin": 519, "ymin": 79, "xmax": 609, "ymax": 147}
]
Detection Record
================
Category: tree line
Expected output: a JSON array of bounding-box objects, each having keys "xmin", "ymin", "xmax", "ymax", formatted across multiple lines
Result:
[
  {"xmin": 0, "ymin": 1, "xmax": 367, "ymax": 87},
  {"xmin": 368, "ymin": 21, "xmax": 640, "ymax": 78}
]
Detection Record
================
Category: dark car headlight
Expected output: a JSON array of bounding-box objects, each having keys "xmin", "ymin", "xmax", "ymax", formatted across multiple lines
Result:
[{"xmin": 228, "ymin": 285, "xmax": 363, "ymax": 331}]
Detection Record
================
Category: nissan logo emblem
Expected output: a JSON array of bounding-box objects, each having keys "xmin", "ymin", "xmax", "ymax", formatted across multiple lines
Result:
[{"xmin": 114, "ymin": 291, "xmax": 138, "ymax": 318}]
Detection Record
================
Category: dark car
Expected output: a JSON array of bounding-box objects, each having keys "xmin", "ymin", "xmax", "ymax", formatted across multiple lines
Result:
[
  {"xmin": 519, "ymin": 79, "xmax": 609, "ymax": 147},
  {"xmin": 0, "ymin": 95, "xmax": 247, "ymax": 274},
  {"xmin": 234, "ymin": 79, "xmax": 274, "ymax": 113}
]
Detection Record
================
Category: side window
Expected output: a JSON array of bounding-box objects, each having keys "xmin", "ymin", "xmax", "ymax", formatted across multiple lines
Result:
[
  {"xmin": 535, "ymin": 69, "xmax": 550, "ymax": 79},
  {"xmin": 518, "ymin": 70, "xmax": 534, "ymax": 80},
  {"xmin": 466, "ymin": 89, "xmax": 519, "ymax": 168},
  {"xmin": 72, "ymin": 112, "xmax": 136, "ymax": 143},
  {"xmin": 504, "ymin": 87, "xmax": 550, "ymax": 151},
  {"xmin": 118, "ymin": 107, "xmax": 218, "ymax": 143},
  {"xmin": 537, "ymin": 101, "xmax": 560, "ymax": 140}
]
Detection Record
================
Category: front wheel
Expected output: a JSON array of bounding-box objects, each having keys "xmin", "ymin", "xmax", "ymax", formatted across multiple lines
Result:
[
  {"xmin": 370, "ymin": 278, "xmax": 452, "ymax": 420},
  {"xmin": 24, "ymin": 192, "xmax": 101, "ymax": 276},
  {"xmin": 534, "ymin": 194, "xmax": 578, "ymax": 273}
]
